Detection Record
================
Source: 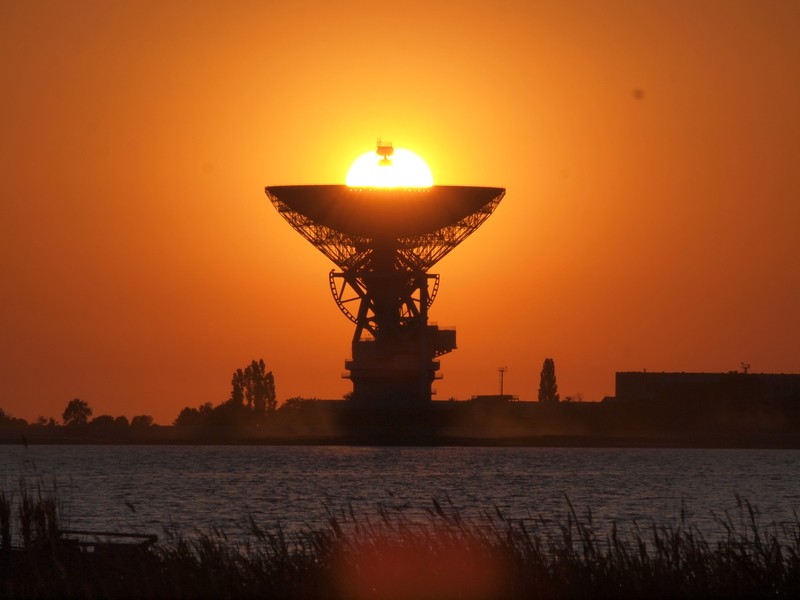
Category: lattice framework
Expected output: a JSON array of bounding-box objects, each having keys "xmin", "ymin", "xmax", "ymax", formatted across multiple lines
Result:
[{"xmin": 268, "ymin": 191, "xmax": 505, "ymax": 274}]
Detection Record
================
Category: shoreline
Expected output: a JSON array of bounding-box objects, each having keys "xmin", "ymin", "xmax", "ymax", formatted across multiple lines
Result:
[{"xmin": 4, "ymin": 430, "xmax": 800, "ymax": 449}]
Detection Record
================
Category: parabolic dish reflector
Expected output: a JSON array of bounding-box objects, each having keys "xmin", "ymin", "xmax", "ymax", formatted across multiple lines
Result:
[
  {"xmin": 266, "ymin": 185, "xmax": 503, "ymax": 239},
  {"xmin": 266, "ymin": 185, "xmax": 505, "ymax": 272}
]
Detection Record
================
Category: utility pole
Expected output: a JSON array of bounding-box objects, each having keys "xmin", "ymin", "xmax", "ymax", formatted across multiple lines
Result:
[{"xmin": 498, "ymin": 367, "xmax": 507, "ymax": 396}]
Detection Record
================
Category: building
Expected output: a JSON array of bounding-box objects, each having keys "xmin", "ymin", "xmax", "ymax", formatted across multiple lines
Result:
[{"xmin": 614, "ymin": 371, "xmax": 800, "ymax": 405}]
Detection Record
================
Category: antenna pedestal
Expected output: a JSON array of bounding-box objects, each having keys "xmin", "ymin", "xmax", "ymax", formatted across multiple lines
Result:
[{"xmin": 346, "ymin": 326, "xmax": 455, "ymax": 405}]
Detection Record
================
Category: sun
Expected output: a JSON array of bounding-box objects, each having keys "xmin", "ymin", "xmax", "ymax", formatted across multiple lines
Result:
[{"xmin": 346, "ymin": 142, "xmax": 433, "ymax": 188}]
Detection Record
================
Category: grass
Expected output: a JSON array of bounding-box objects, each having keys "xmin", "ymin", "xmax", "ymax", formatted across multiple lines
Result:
[{"xmin": 1, "ymin": 484, "xmax": 799, "ymax": 599}]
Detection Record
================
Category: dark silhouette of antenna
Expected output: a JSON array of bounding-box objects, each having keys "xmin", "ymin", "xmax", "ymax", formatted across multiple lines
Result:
[
  {"xmin": 376, "ymin": 139, "xmax": 394, "ymax": 166},
  {"xmin": 266, "ymin": 170, "xmax": 504, "ymax": 406},
  {"xmin": 498, "ymin": 367, "xmax": 507, "ymax": 396},
  {"xmin": 741, "ymin": 362, "xmax": 751, "ymax": 374}
]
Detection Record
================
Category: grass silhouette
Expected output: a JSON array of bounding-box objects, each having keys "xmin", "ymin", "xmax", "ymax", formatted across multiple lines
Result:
[{"xmin": 1, "ymin": 484, "xmax": 799, "ymax": 598}]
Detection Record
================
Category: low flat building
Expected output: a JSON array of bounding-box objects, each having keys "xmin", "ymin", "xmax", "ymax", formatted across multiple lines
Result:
[{"xmin": 615, "ymin": 371, "xmax": 800, "ymax": 404}]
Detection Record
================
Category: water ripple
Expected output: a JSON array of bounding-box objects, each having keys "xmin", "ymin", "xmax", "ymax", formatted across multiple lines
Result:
[{"xmin": 2, "ymin": 445, "xmax": 799, "ymax": 540}]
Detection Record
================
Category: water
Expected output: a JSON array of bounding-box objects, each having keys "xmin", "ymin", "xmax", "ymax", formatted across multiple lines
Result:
[{"xmin": 2, "ymin": 445, "xmax": 799, "ymax": 540}]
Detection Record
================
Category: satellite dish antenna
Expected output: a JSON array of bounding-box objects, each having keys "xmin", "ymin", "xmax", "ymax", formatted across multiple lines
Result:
[
  {"xmin": 266, "ymin": 179, "xmax": 505, "ymax": 406},
  {"xmin": 376, "ymin": 139, "xmax": 394, "ymax": 166}
]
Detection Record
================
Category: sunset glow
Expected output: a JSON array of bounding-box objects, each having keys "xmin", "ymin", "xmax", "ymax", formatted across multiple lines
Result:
[
  {"xmin": 2, "ymin": 1, "xmax": 799, "ymax": 424},
  {"xmin": 345, "ymin": 148, "xmax": 434, "ymax": 188}
]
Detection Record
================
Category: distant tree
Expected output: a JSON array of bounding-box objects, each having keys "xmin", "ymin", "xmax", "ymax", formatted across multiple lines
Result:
[
  {"xmin": 62, "ymin": 398, "xmax": 92, "ymax": 426},
  {"xmin": 174, "ymin": 403, "xmax": 215, "ymax": 427},
  {"xmin": 229, "ymin": 359, "xmax": 276, "ymax": 417},
  {"xmin": 538, "ymin": 358, "xmax": 560, "ymax": 403},
  {"xmin": 131, "ymin": 415, "xmax": 154, "ymax": 428},
  {"xmin": 174, "ymin": 361, "xmax": 277, "ymax": 428},
  {"xmin": 0, "ymin": 408, "xmax": 27, "ymax": 427},
  {"xmin": 207, "ymin": 399, "xmax": 243, "ymax": 427},
  {"xmin": 174, "ymin": 407, "xmax": 202, "ymax": 427},
  {"xmin": 114, "ymin": 415, "xmax": 130, "ymax": 428},
  {"xmin": 89, "ymin": 414, "xmax": 115, "ymax": 428},
  {"xmin": 230, "ymin": 369, "xmax": 246, "ymax": 407}
]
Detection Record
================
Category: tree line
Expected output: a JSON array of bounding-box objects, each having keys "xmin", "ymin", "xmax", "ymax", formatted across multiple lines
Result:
[
  {"xmin": 0, "ymin": 400, "xmax": 155, "ymax": 429},
  {"xmin": 2, "ymin": 357, "xmax": 562, "ymax": 430},
  {"xmin": 173, "ymin": 359, "xmax": 276, "ymax": 427}
]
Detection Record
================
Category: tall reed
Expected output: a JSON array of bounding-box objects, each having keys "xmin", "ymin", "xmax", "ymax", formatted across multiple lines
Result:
[
  {"xmin": 0, "ymin": 489, "xmax": 11, "ymax": 552},
  {"xmin": 16, "ymin": 479, "xmax": 61, "ymax": 549},
  {"xmin": 1, "ymin": 486, "xmax": 799, "ymax": 599}
]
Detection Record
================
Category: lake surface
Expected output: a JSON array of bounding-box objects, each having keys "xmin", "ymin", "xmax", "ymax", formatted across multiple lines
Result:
[{"xmin": 2, "ymin": 445, "xmax": 799, "ymax": 541}]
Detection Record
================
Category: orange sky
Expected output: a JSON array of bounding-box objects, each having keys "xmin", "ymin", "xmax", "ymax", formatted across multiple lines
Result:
[{"xmin": 2, "ymin": 1, "xmax": 799, "ymax": 424}]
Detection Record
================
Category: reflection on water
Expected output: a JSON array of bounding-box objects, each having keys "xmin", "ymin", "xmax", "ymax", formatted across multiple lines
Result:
[{"xmin": 2, "ymin": 445, "xmax": 799, "ymax": 539}]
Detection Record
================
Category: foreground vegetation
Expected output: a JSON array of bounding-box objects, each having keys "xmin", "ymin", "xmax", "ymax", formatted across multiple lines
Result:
[{"xmin": 2, "ymin": 484, "xmax": 800, "ymax": 599}]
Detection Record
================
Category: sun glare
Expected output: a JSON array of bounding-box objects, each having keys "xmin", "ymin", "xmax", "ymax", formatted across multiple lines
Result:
[{"xmin": 346, "ymin": 145, "xmax": 434, "ymax": 189}]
